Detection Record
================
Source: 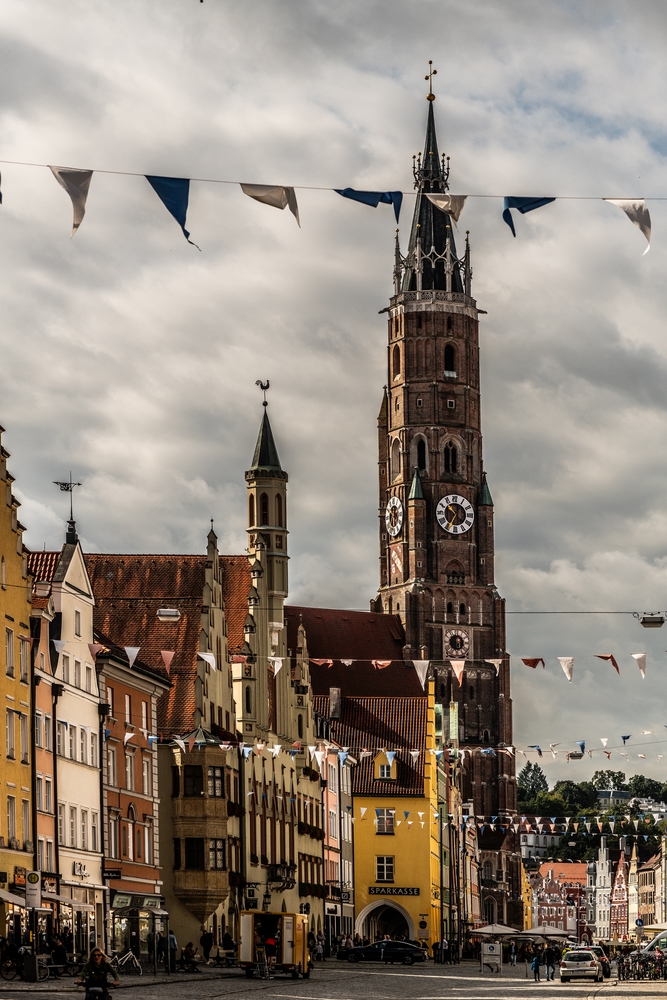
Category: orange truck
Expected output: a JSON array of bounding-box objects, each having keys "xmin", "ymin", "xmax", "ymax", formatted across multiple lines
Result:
[{"xmin": 239, "ymin": 911, "xmax": 312, "ymax": 979}]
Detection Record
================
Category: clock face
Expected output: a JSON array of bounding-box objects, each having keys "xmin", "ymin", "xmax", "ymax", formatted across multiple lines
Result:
[
  {"xmin": 436, "ymin": 494, "xmax": 475, "ymax": 535},
  {"xmin": 385, "ymin": 496, "xmax": 404, "ymax": 538},
  {"xmin": 444, "ymin": 628, "xmax": 469, "ymax": 658}
]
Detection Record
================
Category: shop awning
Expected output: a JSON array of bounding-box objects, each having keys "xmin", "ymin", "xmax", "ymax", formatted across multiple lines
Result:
[
  {"xmin": 0, "ymin": 888, "xmax": 26, "ymax": 908},
  {"xmin": 43, "ymin": 893, "xmax": 95, "ymax": 912}
]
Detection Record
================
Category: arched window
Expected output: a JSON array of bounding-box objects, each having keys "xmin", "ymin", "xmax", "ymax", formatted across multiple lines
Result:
[
  {"xmin": 248, "ymin": 494, "xmax": 255, "ymax": 527},
  {"xmin": 447, "ymin": 316, "xmax": 453, "ymax": 333},
  {"xmin": 245, "ymin": 686, "xmax": 252, "ymax": 715},
  {"xmin": 391, "ymin": 439, "xmax": 401, "ymax": 482},
  {"xmin": 392, "ymin": 344, "xmax": 401, "ymax": 379},
  {"xmin": 459, "ymin": 602, "xmax": 466, "ymax": 616},
  {"xmin": 447, "ymin": 601, "xmax": 453, "ymax": 614},
  {"xmin": 297, "ymin": 714, "xmax": 303, "ymax": 740},
  {"xmin": 483, "ymin": 861, "xmax": 493, "ymax": 881},
  {"xmin": 417, "ymin": 439, "xmax": 426, "ymax": 470},
  {"xmin": 485, "ymin": 898, "xmax": 496, "ymax": 924},
  {"xmin": 439, "ymin": 684, "xmax": 446, "ymax": 699},
  {"xmin": 275, "ymin": 494, "xmax": 283, "ymax": 527},
  {"xmin": 260, "ymin": 493, "xmax": 269, "ymax": 525},
  {"xmin": 483, "ymin": 729, "xmax": 490, "ymax": 743},
  {"xmin": 444, "ymin": 442, "xmax": 458, "ymax": 474},
  {"xmin": 445, "ymin": 343, "xmax": 455, "ymax": 371},
  {"xmin": 469, "ymin": 685, "xmax": 474, "ymax": 700}
]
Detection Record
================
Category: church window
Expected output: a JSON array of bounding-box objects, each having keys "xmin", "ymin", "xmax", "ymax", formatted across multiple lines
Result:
[
  {"xmin": 392, "ymin": 344, "xmax": 401, "ymax": 379},
  {"xmin": 249, "ymin": 494, "xmax": 255, "ymax": 526},
  {"xmin": 469, "ymin": 686, "xmax": 474, "ymax": 700},
  {"xmin": 260, "ymin": 493, "xmax": 269, "ymax": 525},
  {"xmin": 417, "ymin": 439, "xmax": 426, "ymax": 470},
  {"xmin": 391, "ymin": 439, "xmax": 401, "ymax": 482},
  {"xmin": 444, "ymin": 443, "xmax": 458, "ymax": 474},
  {"xmin": 445, "ymin": 343, "xmax": 455, "ymax": 371},
  {"xmin": 439, "ymin": 684, "xmax": 445, "ymax": 699},
  {"xmin": 447, "ymin": 602, "xmax": 453, "ymax": 614},
  {"xmin": 297, "ymin": 714, "xmax": 303, "ymax": 740},
  {"xmin": 245, "ymin": 686, "xmax": 252, "ymax": 715},
  {"xmin": 447, "ymin": 399, "xmax": 455, "ymax": 409},
  {"xmin": 395, "ymin": 397, "xmax": 399, "ymax": 411},
  {"xmin": 459, "ymin": 603, "xmax": 466, "ymax": 616},
  {"xmin": 483, "ymin": 729, "xmax": 490, "ymax": 743},
  {"xmin": 417, "ymin": 397, "xmax": 422, "ymax": 407},
  {"xmin": 447, "ymin": 316, "xmax": 453, "ymax": 333},
  {"xmin": 416, "ymin": 315, "xmax": 422, "ymax": 330},
  {"xmin": 275, "ymin": 494, "xmax": 283, "ymax": 527}
]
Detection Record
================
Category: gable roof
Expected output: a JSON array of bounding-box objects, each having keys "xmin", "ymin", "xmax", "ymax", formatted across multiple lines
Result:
[
  {"xmin": 28, "ymin": 550, "xmax": 61, "ymax": 582},
  {"xmin": 313, "ymin": 694, "xmax": 426, "ymax": 796},
  {"xmin": 286, "ymin": 606, "xmax": 424, "ymax": 698},
  {"xmin": 538, "ymin": 862, "xmax": 587, "ymax": 886},
  {"xmin": 220, "ymin": 555, "xmax": 253, "ymax": 652}
]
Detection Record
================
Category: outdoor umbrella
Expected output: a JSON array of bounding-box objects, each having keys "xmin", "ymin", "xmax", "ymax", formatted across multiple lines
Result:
[
  {"xmin": 519, "ymin": 925, "xmax": 570, "ymax": 938},
  {"xmin": 475, "ymin": 923, "xmax": 520, "ymax": 936}
]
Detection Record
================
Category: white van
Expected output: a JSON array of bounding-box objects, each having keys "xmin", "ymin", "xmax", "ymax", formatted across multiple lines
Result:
[{"xmin": 639, "ymin": 930, "xmax": 667, "ymax": 955}]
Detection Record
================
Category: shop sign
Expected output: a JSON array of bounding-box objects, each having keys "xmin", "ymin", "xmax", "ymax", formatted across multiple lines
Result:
[
  {"xmin": 25, "ymin": 872, "xmax": 41, "ymax": 909},
  {"xmin": 111, "ymin": 894, "xmax": 132, "ymax": 908},
  {"xmin": 13, "ymin": 867, "xmax": 26, "ymax": 887},
  {"xmin": 103, "ymin": 869, "xmax": 122, "ymax": 880},
  {"xmin": 368, "ymin": 887, "xmax": 420, "ymax": 896},
  {"xmin": 72, "ymin": 862, "xmax": 89, "ymax": 877}
]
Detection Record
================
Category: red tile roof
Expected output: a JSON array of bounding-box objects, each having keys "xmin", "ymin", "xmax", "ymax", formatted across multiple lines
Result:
[
  {"xmin": 313, "ymin": 694, "xmax": 427, "ymax": 797},
  {"xmin": 286, "ymin": 606, "xmax": 424, "ymax": 698},
  {"xmin": 85, "ymin": 554, "xmax": 207, "ymax": 734},
  {"xmin": 27, "ymin": 550, "xmax": 61, "ymax": 582},
  {"xmin": 221, "ymin": 555, "xmax": 252, "ymax": 652},
  {"xmin": 538, "ymin": 862, "xmax": 587, "ymax": 886}
]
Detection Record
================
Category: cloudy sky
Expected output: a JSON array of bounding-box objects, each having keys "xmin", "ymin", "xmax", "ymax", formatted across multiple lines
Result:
[{"xmin": 2, "ymin": 0, "xmax": 667, "ymax": 783}]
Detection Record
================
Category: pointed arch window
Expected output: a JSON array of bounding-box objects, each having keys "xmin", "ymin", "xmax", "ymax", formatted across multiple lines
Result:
[
  {"xmin": 392, "ymin": 344, "xmax": 401, "ymax": 379},
  {"xmin": 245, "ymin": 686, "xmax": 252, "ymax": 715},
  {"xmin": 260, "ymin": 493, "xmax": 269, "ymax": 525},
  {"xmin": 391, "ymin": 439, "xmax": 401, "ymax": 482},
  {"xmin": 275, "ymin": 494, "xmax": 283, "ymax": 527},
  {"xmin": 417, "ymin": 439, "xmax": 426, "ymax": 471},
  {"xmin": 444, "ymin": 442, "xmax": 458, "ymax": 474},
  {"xmin": 249, "ymin": 494, "xmax": 255, "ymax": 527},
  {"xmin": 444, "ymin": 343, "xmax": 455, "ymax": 373}
]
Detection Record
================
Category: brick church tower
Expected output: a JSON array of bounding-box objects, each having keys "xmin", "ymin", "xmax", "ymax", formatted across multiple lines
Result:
[{"xmin": 374, "ymin": 83, "xmax": 520, "ymax": 923}]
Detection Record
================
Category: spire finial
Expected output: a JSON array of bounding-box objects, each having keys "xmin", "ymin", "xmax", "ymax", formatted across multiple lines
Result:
[
  {"xmin": 53, "ymin": 471, "xmax": 82, "ymax": 524},
  {"xmin": 255, "ymin": 379, "xmax": 270, "ymax": 407},
  {"xmin": 425, "ymin": 60, "xmax": 437, "ymax": 102}
]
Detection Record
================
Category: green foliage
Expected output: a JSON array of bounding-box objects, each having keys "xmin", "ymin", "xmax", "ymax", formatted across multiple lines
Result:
[
  {"xmin": 518, "ymin": 761, "xmax": 549, "ymax": 798},
  {"xmin": 552, "ymin": 780, "xmax": 598, "ymax": 810},
  {"xmin": 591, "ymin": 770, "xmax": 628, "ymax": 790},
  {"xmin": 628, "ymin": 775, "xmax": 663, "ymax": 801},
  {"xmin": 534, "ymin": 791, "xmax": 567, "ymax": 815}
]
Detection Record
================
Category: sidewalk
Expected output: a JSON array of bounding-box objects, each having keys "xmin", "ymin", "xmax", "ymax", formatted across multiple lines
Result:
[{"xmin": 0, "ymin": 963, "xmax": 234, "ymax": 992}]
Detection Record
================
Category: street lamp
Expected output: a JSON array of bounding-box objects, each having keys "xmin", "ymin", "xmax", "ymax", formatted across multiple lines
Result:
[{"xmin": 262, "ymin": 889, "xmax": 271, "ymax": 912}]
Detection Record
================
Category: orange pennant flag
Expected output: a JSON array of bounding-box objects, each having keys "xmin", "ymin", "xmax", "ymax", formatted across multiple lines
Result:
[
  {"xmin": 450, "ymin": 659, "xmax": 466, "ymax": 684},
  {"xmin": 522, "ymin": 658, "xmax": 545, "ymax": 669},
  {"xmin": 596, "ymin": 654, "xmax": 620, "ymax": 674},
  {"xmin": 372, "ymin": 660, "xmax": 392, "ymax": 670}
]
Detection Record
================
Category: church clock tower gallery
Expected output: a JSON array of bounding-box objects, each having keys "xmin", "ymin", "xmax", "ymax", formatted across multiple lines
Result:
[{"xmin": 374, "ymin": 88, "xmax": 517, "ymax": 826}]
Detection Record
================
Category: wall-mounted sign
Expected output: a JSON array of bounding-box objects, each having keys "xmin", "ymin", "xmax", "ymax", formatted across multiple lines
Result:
[
  {"xmin": 369, "ymin": 887, "xmax": 420, "ymax": 896},
  {"xmin": 72, "ymin": 862, "xmax": 89, "ymax": 878},
  {"xmin": 13, "ymin": 867, "xmax": 26, "ymax": 887},
  {"xmin": 103, "ymin": 870, "xmax": 122, "ymax": 880},
  {"xmin": 341, "ymin": 891, "xmax": 351, "ymax": 902}
]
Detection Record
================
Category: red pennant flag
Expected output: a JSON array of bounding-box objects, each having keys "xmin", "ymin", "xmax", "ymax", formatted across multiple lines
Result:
[
  {"xmin": 450, "ymin": 659, "xmax": 466, "ymax": 684},
  {"xmin": 310, "ymin": 658, "xmax": 334, "ymax": 668},
  {"xmin": 596, "ymin": 654, "xmax": 620, "ymax": 674},
  {"xmin": 88, "ymin": 643, "xmax": 105, "ymax": 660},
  {"xmin": 372, "ymin": 660, "xmax": 392, "ymax": 670},
  {"xmin": 521, "ymin": 658, "xmax": 545, "ymax": 669},
  {"xmin": 231, "ymin": 654, "xmax": 248, "ymax": 663},
  {"xmin": 187, "ymin": 735, "xmax": 196, "ymax": 752},
  {"xmin": 160, "ymin": 651, "xmax": 175, "ymax": 674}
]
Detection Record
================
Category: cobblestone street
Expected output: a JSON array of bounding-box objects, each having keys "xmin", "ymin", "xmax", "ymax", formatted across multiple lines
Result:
[{"xmin": 0, "ymin": 961, "xmax": 661, "ymax": 1000}]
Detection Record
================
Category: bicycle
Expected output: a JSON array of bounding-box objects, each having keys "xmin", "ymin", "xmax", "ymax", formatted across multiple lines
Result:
[{"xmin": 110, "ymin": 950, "xmax": 142, "ymax": 976}]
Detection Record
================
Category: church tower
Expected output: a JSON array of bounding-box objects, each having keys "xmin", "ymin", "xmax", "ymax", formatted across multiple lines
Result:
[{"xmin": 375, "ymin": 81, "xmax": 517, "ymax": 834}]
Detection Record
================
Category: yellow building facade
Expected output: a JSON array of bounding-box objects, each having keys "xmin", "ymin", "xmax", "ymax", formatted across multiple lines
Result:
[
  {"xmin": 350, "ymin": 683, "xmax": 444, "ymax": 949},
  {"xmin": 521, "ymin": 862, "xmax": 533, "ymax": 929},
  {"xmin": 0, "ymin": 427, "xmax": 34, "ymax": 939}
]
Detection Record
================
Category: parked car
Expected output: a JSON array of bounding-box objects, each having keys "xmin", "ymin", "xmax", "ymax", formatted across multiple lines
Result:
[
  {"xmin": 338, "ymin": 941, "xmax": 428, "ymax": 966},
  {"xmin": 581, "ymin": 946, "xmax": 610, "ymax": 978},
  {"xmin": 559, "ymin": 950, "xmax": 604, "ymax": 983}
]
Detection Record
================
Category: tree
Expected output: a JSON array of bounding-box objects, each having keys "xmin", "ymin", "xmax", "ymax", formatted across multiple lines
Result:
[
  {"xmin": 591, "ymin": 770, "xmax": 627, "ymax": 791},
  {"xmin": 552, "ymin": 780, "xmax": 598, "ymax": 810},
  {"xmin": 518, "ymin": 761, "xmax": 548, "ymax": 799},
  {"xmin": 628, "ymin": 775, "xmax": 663, "ymax": 801},
  {"xmin": 534, "ymin": 791, "xmax": 567, "ymax": 816}
]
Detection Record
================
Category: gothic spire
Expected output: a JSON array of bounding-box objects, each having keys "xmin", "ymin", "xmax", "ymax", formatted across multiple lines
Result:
[
  {"xmin": 400, "ymin": 85, "xmax": 464, "ymax": 294},
  {"xmin": 249, "ymin": 408, "xmax": 283, "ymax": 477}
]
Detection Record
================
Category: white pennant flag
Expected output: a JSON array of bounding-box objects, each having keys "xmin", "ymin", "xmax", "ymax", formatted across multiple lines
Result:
[
  {"xmin": 124, "ymin": 647, "xmax": 140, "ymax": 668},
  {"xmin": 308, "ymin": 745, "xmax": 317, "ymax": 760},
  {"xmin": 268, "ymin": 656, "xmax": 283, "ymax": 676},
  {"xmin": 199, "ymin": 652, "xmax": 216, "ymax": 671},
  {"xmin": 485, "ymin": 659, "xmax": 503, "ymax": 675},
  {"xmin": 424, "ymin": 193, "xmax": 468, "ymax": 227},
  {"xmin": 558, "ymin": 657, "xmax": 574, "ymax": 682},
  {"xmin": 53, "ymin": 639, "xmax": 67, "ymax": 654},
  {"xmin": 124, "ymin": 732, "xmax": 135, "ymax": 745},
  {"xmin": 604, "ymin": 199, "xmax": 651, "ymax": 254},
  {"xmin": 314, "ymin": 750, "xmax": 325, "ymax": 770},
  {"xmin": 49, "ymin": 166, "xmax": 93, "ymax": 235},
  {"xmin": 340, "ymin": 659, "xmax": 355, "ymax": 666},
  {"xmin": 360, "ymin": 807, "xmax": 367, "ymax": 818},
  {"xmin": 173, "ymin": 737, "xmax": 186, "ymax": 753},
  {"xmin": 271, "ymin": 744, "xmax": 281, "ymax": 758},
  {"xmin": 410, "ymin": 749, "xmax": 420, "ymax": 761},
  {"xmin": 632, "ymin": 652, "xmax": 647, "ymax": 678},
  {"xmin": 600, "ymin": 738, "xmax": 608, "ymax": 747},
  {"xmin": 241, "ymin": 184, "xmax": 300, "ymax": 226},
  {"xmin": 413, "ymin": 660, "xmax": 430, "ymax": 688}
]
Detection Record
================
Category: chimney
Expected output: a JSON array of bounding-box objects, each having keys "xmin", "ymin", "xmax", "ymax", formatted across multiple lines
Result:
[{"xmin": 329, "ymin": 687, "xmax": 341, "ymax": 720}]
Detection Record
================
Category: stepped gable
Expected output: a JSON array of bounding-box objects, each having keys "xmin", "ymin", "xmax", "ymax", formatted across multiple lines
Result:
[
  {"xmin": 313, "ymin": 693, "xmax": 426, "ymax": 796},
  {"xmin": 285, "ymin": 605, "xmax": 425, "ymax": 697}
]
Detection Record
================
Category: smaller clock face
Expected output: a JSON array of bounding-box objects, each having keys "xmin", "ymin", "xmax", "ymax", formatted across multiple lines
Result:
[
  {"xmin": 385, "ymin": 496, "xmax": 404, "ymax": 537},
  {"xmin": 444, "ymin": 628, "xmax": 469, "ymax": 658},
  {"xmin": 436, "ymin": 494, "xmax": 475, "ymax": 535}
]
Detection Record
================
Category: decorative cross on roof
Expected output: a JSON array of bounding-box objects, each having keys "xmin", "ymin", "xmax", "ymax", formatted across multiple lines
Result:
[{"xmin": 425, "ymin": 60, "xmax": 437, "ymax": 101}]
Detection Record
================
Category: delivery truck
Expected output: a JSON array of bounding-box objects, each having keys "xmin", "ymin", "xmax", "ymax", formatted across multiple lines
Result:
[{"xmin": 239, "ymin": 911, "xmax": 312, "ymax": 978}]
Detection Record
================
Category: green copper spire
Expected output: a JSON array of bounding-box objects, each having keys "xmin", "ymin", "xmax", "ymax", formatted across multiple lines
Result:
[
  {"xmin": 408, "ymin": 468, "xmax": 424, "ymax": 500},
  {"xmin": 478, "ymin": 472, "xmax": 493, "ymax": 506}
]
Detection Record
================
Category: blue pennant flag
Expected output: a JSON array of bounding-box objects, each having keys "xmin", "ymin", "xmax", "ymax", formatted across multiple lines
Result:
[
  {"xmin": 502, "ymin": 196, "xmax": 556, "ymax": 237},
  {"xmin": 242, "ymin": 745, "xmax": 253, "ymax": 759},
  {"xmin": 575, "ymin": 740, "xmax": 586, "ymax": 753},
  {"xmin": 338, "ymin": 751, "xmax": 349, "ymax": 766},
  {"xmin": 145, "ymin": 175, "xmax": 200, "ymax": 248},
  {"xmin": 335, "ymin": 188, "xmax": 403, "ymax": 223},
  {"xmin": 386, "ymin": 751, "xmax": 397, "ymax": 766}
]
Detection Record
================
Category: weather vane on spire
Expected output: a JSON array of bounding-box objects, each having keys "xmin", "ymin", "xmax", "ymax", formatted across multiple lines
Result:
[
  {"xmin": 53, "ymin": 472, "xmax": 82, "ymax": 521},
  {"xmin": 425, "ymin": 60, "xmax": 437, "ymax": 102},
  {"xmin": 255, "ymin": 379, "xmax": 270, "ymax": 407}
]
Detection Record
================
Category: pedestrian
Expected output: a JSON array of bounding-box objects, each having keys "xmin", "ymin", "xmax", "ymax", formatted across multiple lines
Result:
[
  {"xmin": 156, "ymin": 932, "xmax": 165, "ymax": 964},
  {"xmin": 168, "ymin": 930, "xmax": 178, "ymax": 973},
  {"xmin": 544, "ymin": 945, "xmax": 555, "ymax": 981},
  {"xmin": 200, "ymin": 927, "xmax": 214, "ymax": 965},
  {"xmin": 441, "ymin": 937, "xmax": 449, "ymax": 965},
  {"xmin": 531, "ymin": 953, "xmax": 541, "ymax": 982},
  {"xmin": 317, "ymin": 931, "xmax": 326, "ymax": 961},
  {"xmin": 510, "ymin": 941, "xmax": 517, "ymax": 967}
]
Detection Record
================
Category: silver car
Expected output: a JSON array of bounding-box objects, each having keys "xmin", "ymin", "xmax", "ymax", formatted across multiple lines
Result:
[{"xmin": 559, "ymin": 950, "xmax": 603, "ymax": 983}]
